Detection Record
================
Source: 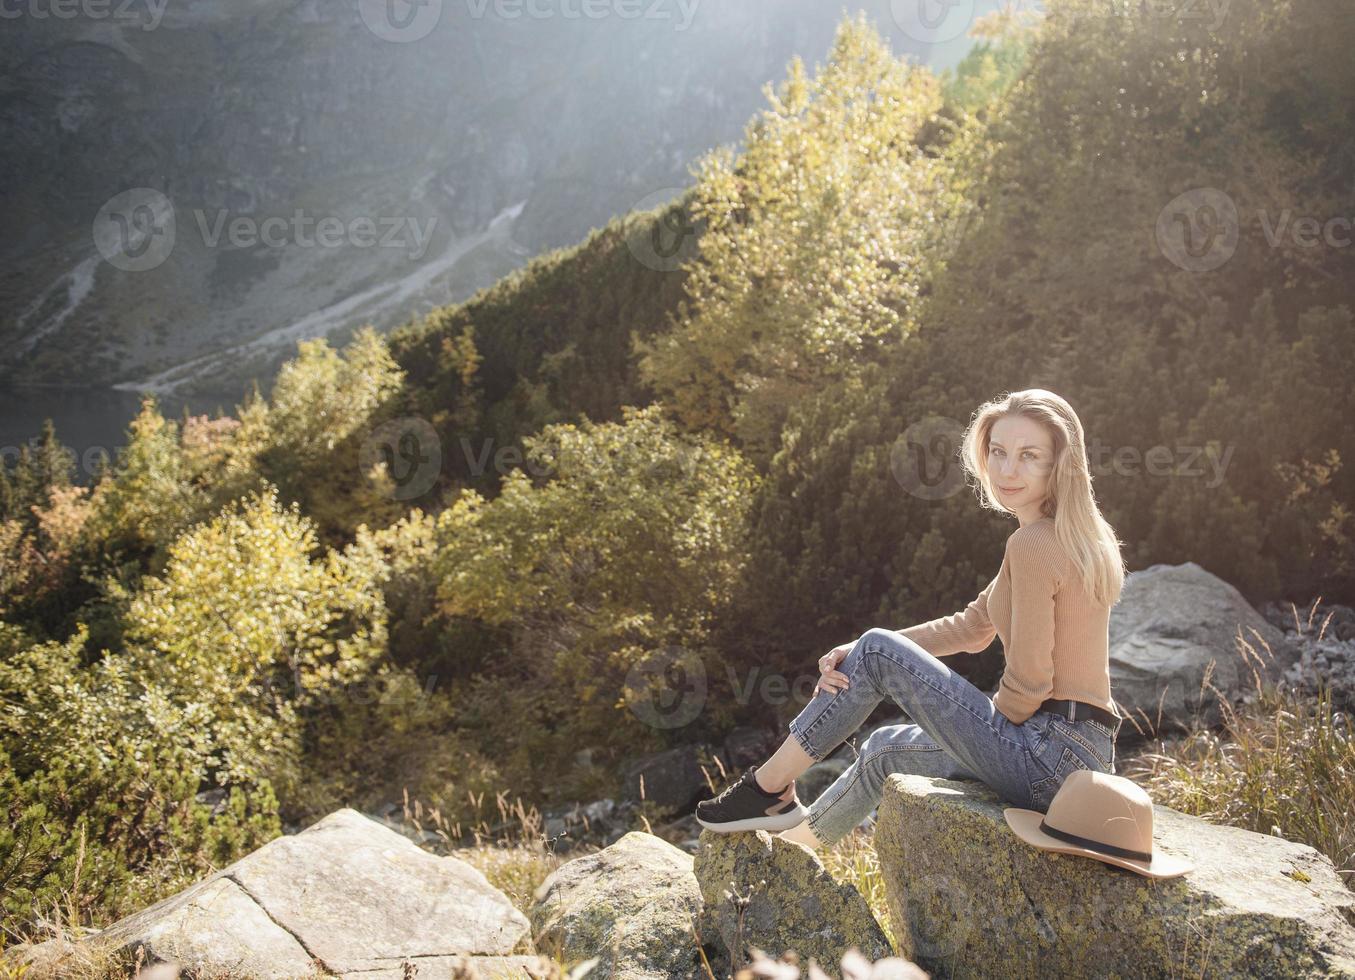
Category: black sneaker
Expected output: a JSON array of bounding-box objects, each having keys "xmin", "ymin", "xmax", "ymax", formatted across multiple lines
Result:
[{"xmin": 694, "ymin": 764, "xmax": 808, "ymax": 833}]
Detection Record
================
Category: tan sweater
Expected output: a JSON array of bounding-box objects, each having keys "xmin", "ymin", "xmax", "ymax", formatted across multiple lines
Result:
[{"xmin": 900, "ymin": 516, "xmax": 1117, "ymax": 726}]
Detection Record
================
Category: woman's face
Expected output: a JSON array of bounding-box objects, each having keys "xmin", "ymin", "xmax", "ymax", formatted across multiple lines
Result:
[{"xmin": 987, "ymin": 414, "xmax": 1055, "ymax": 520}]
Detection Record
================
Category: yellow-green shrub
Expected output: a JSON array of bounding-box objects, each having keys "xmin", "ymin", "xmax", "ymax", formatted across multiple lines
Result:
[{"xmin": 429, "ymin": 404, "xmax": 760, "ymax": 805}]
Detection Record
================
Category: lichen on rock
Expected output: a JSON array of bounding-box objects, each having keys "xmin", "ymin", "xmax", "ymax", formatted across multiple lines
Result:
[{"xmin": 693, "ymin": 827, "xmax": 893, "ymax": 972}]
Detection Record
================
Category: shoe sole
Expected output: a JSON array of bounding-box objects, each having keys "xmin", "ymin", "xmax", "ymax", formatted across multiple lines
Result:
[{"xmin": 695, "ymin": 802, "xmax": 809, "ymax": 833}]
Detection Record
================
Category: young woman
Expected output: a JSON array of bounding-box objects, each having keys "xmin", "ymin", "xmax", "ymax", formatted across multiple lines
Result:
[{"xmin": 695, "ymin": 389, "xmax": 1126, "ymax": 849}]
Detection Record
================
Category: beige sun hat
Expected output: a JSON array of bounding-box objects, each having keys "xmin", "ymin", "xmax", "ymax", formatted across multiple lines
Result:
[{"xmin": 1003, "ymin": 769, "xmax": 1194, "ymax": 879}]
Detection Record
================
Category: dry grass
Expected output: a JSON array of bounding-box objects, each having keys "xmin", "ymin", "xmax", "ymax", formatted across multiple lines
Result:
[
  {"xmin": 393, "ymin": 785, "xmax": 583, "ymax": 918},
  {"xmin": 1119, "ymin": 598, "xmax": 1355, "ymax": 889}
]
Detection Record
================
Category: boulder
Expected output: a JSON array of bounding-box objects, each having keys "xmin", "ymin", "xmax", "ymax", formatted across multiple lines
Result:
[
  {"xmin": 107, "ymin": 875, "xmax": 315, "ymax": 978},
  {"xmin": 309, "ymin": 955, "xmax": 562, "ymax": 979},
  {"xmin": 723, "ymin": 726, "xmax": 783, "ymax": 770},
  {"xmin": 28, "ymin": 808, "xmax": 547, "ymax": 979},
  {"xmin": 797, "ymin": 756, "xmax": 851, "ymax": 804},
  {"xmin": 2, "ymin": 935, "xmax": 105, "ymax": 980},
  {"xmin": 1109, "ymin": 562, "xmax": 1300, "ymax": 734},
  {"xmin": 1283, "ymin": 635, "xmax": 1355, "ymax": 712},
  {"xmin": 694, "ymin": 828, "xmax": 893, "ymax": 971},
  {"xmin": 620, "ymin": 730, "xmax": 784, "ymax": 817},
  {"xmin": 1261, "ymin": 600, "xmax": 1355, "ymax": 643},
  {"xmin": 874, "ymin": 774, "xmax": 1355, "ymax": 978},
  {"xmin": 622, "ymin": 743, "xmax": 718, "ymax": 813},
  {"xmin": 529, "ymin": 830, "xmax": 725, "ymax": 979}
]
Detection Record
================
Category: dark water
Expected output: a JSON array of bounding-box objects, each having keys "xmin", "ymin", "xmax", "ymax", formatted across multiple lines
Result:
[{"xmin": 0, "ymin": 386, "xmax": 247, "ymax": 484}]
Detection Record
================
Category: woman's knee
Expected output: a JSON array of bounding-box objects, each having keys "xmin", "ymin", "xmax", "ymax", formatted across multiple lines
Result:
[
  {"xmin": 838, "ymin": 629, "xmax": 889, "ymax": 674},
  {"xmin": 860, "ymin": 627, "xmax": 899, "ymax": 650},
  {"xmin": 853, "ymin": 628, "xmax": 931, "ymax": 683},
  {"xmin": 860, "ymin": 626, "xmax": 928, "ymax": 662},
  {"xmin": 850, "ymin": 628, "xmax": 895, "ymax": 671}
]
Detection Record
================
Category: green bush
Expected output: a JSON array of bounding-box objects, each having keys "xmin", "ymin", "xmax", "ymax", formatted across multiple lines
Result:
[
  {"xmin": 0, "ymin": 625, "xmax": 280, "ymax": 940},
  {"xmin": 120, "ymin": 485, "xmax": 388, "ymax": 810},
  {"xmin": 428, "ymin": 404, "xmax": 760, "ymax": 804},
  {"xmin": 0, "ymin": 484, "xmax": 394, "ymax": 936}
]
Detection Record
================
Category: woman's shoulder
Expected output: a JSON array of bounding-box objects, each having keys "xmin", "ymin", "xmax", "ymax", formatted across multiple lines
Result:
[
  {"xmin": 1004, "ymin": 517, "xmax": 1067, "ymax": 582},
  {"xmin": 1005, "ymin": 516, "xmax": 1058, "ymax": 551}
]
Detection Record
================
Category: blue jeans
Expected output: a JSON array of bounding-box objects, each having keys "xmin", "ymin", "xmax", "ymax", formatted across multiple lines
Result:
[{"xmin": 786, "ymin": 628, "xmax": 1120, "ymax": 847}]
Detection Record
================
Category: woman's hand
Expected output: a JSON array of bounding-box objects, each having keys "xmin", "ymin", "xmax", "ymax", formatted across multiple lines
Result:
[{"xmin": 813, "ymin": 642, "xmax": 854, "ymax": 697}]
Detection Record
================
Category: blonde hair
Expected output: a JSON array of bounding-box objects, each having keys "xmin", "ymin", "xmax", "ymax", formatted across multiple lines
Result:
[{"xmin": 960, "ymin": 389, "xmax": 1126, "ymax": 608}]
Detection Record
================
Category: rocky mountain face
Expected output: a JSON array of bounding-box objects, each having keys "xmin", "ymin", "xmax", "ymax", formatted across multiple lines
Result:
[{"xmin": 1, "ymin": 0, "xmax": 963, "ymax": 397}]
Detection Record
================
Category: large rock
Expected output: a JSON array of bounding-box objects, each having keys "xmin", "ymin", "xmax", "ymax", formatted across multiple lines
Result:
[
  {"xmin": 693, "ymin": 829, "xmax": 893, "ymax": 971},
  {"xmin": 622, "ymin": 743, "xmax": 718, "ymax": 814},
  {"xmin": 529, "ymin": 830, "xmax": 725, "ymax": 980},
  {"xmin": 1284, "ymin": 635, "xmax": 1355, "ymax": 713},
  {"xmin": 1109, "ymin": 561, "xmax": 1300, "ymax": 734},
  {"xmin": 106, "ymin": 876, "xmax": 314, "ymax": 978},
  {"xmin": 22, "ymin": 808, "xmax": 547, "ymax": 979},
  {"xmin": 797, "ymin": 756, "xmax": 852, "ymax": 805},
  {"xmin": 621, "ymin": 731, "xmax": 783, "ymax": 817},
  {"xmin": 874, "ymin": 774, "xmax": 1355, "ymax": 978},
  {"xmin": 721, "ymin": 726, "xmax": 785, "ymax": 771}
]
